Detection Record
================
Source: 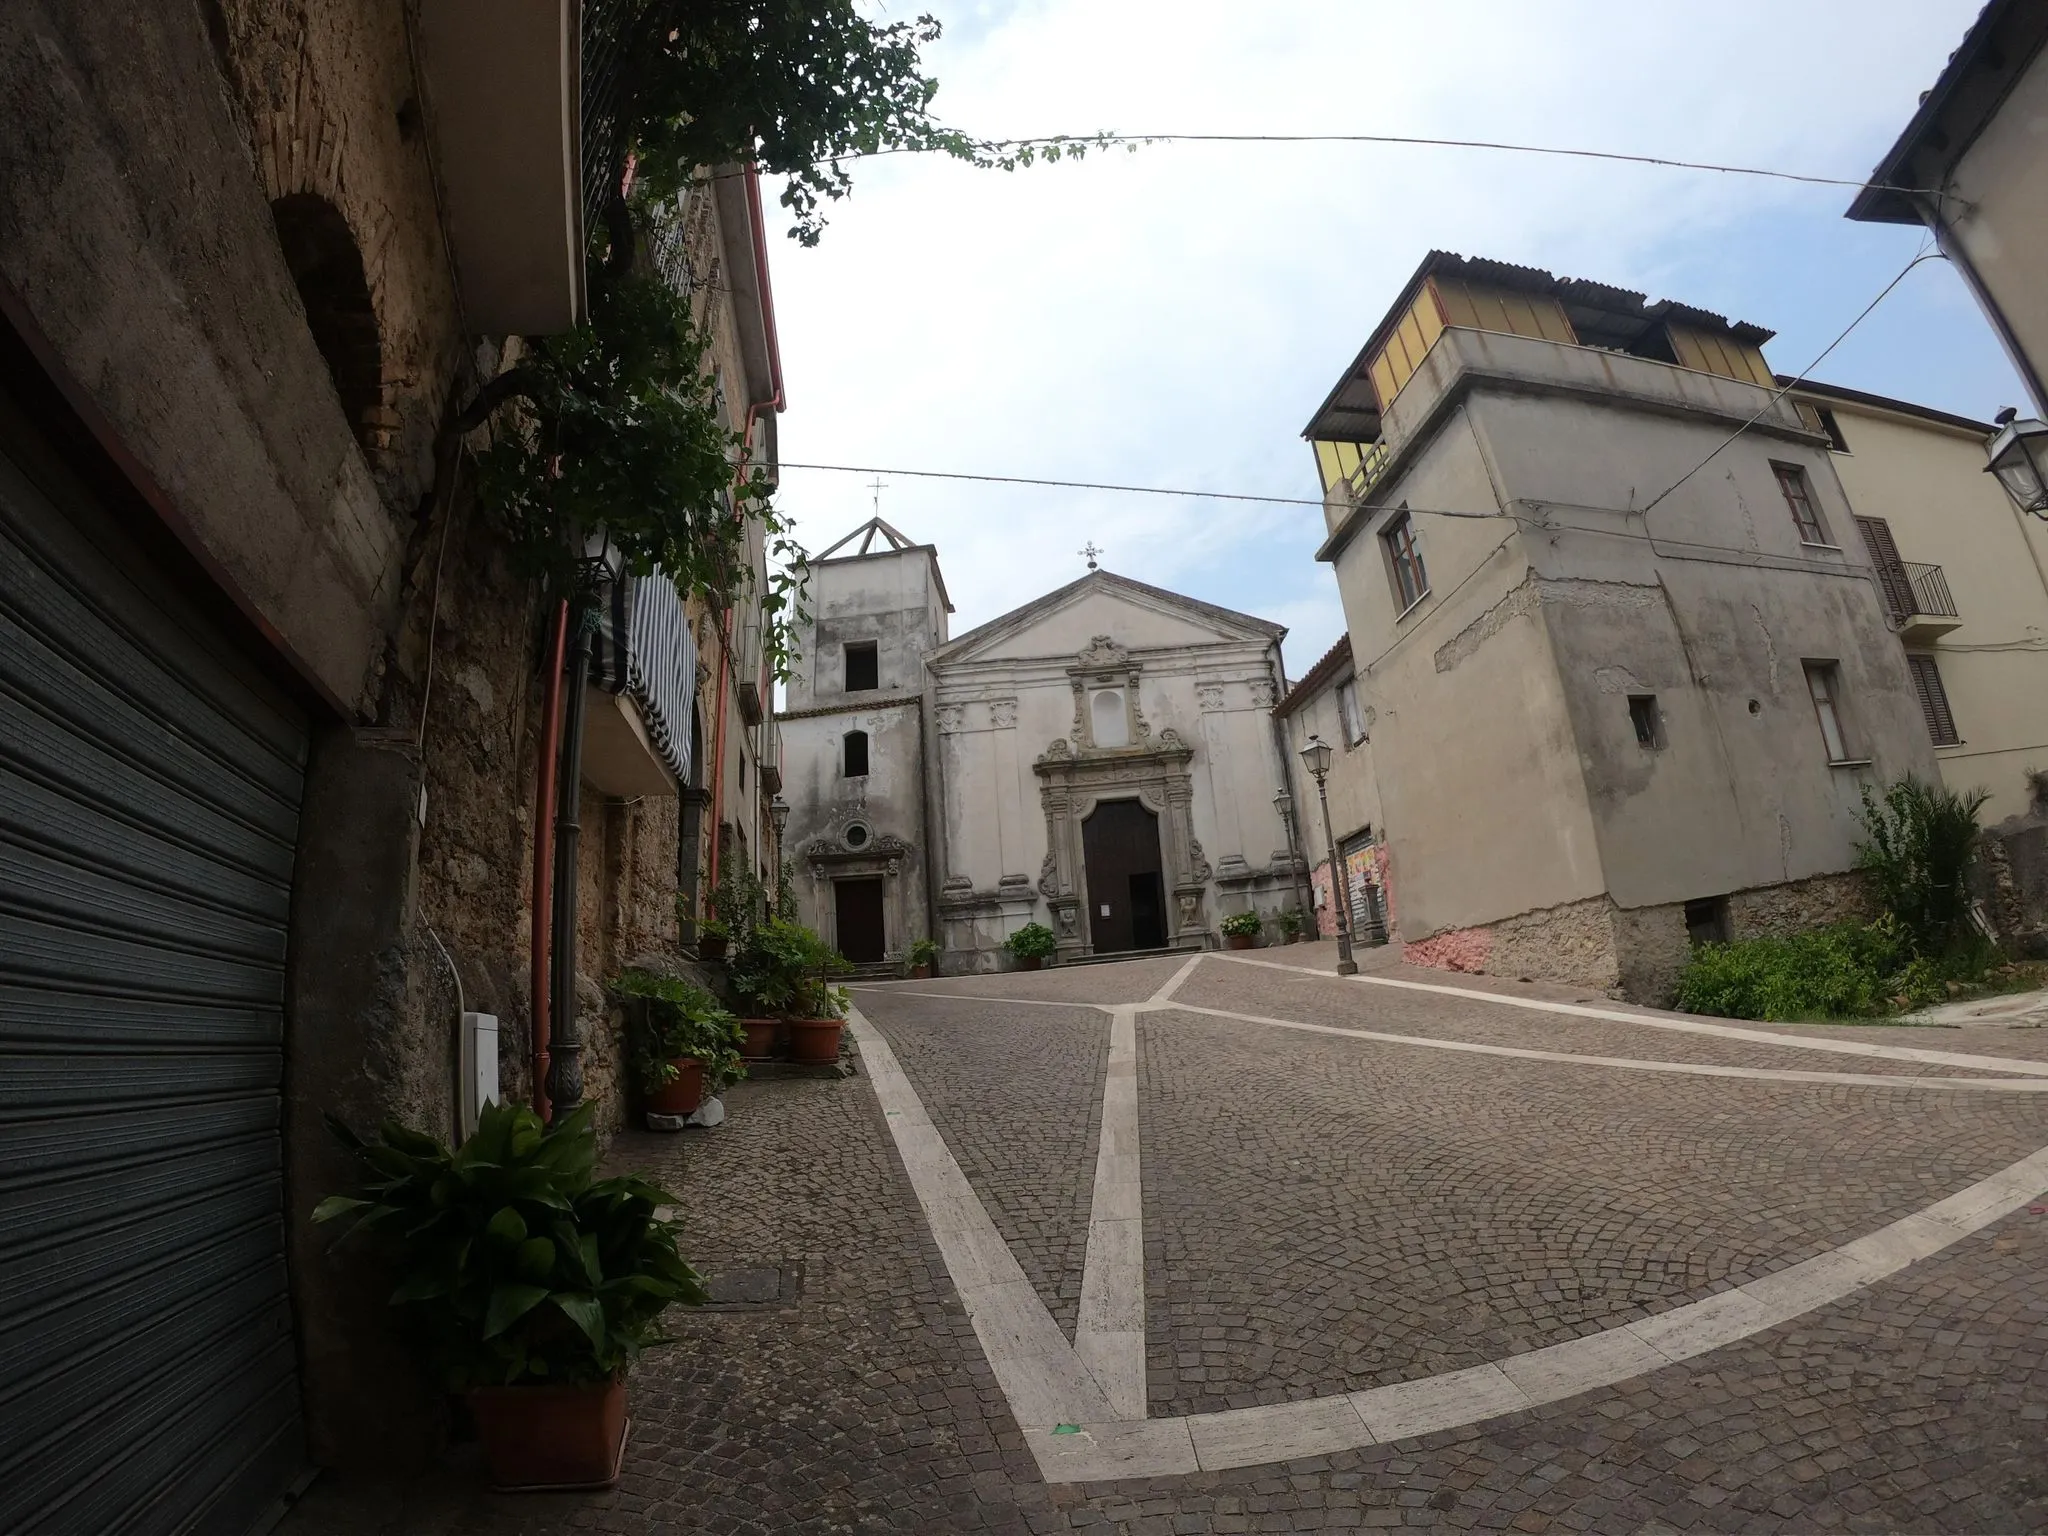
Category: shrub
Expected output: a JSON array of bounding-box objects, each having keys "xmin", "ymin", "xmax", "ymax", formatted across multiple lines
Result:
[
  {"xmin": 907, "ymin": 938, "xmax": 940, "ymax": 971},
  {"xmin": 1220, "ymin": 910, "xmax": 1263, "ymax": 938},
  {"xmin": 1005, "ymin": 922, "xmax": 1058, "ymax": 960},
  {"xmin": 1673, "ymin": 916, "xmax": 1999, "ymax": 1022},
  {"xmin": 312, "ymin": 1101, "xmax": 705, "ymax": 1390},
  {"xmin": 1278, "ymin": 908, "xmax": 1305, "ymax": 938},
  {"xmin": 611, "ymin": 969, "xmax": 745, "ymax": 1094},
  {"xmin": 729, "ymin": 916, "xmax": 850, "ymax": 1018},
  {"xmin": 1855, "ymin": 776, "xmax": 1990, "ymax": 956}
]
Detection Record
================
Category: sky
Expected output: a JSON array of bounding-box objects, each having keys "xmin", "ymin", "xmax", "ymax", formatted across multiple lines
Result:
[{"xmin": 763, "ymin": 0, "xmax": 2023, "ymax": 679}]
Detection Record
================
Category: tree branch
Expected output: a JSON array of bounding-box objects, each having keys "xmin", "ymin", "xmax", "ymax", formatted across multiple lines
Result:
[{"xmin": 453, "ymin": 366, "xmax": 544, "ymax": 434}]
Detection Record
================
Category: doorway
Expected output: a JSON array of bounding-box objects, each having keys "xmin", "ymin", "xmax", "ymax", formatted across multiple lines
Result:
[
  {"xmin": 1082, "ymin": 799, "xmax": 1167, "ymax": 952},
  {"xmin": 835, "ymin": 877, "xmax": 886, "ymax": 963}
]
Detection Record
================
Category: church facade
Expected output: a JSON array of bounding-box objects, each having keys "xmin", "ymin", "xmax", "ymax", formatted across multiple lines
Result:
[{"xmin": 778, "ymin": 520, "xmax": 1309, "ymax": 971}]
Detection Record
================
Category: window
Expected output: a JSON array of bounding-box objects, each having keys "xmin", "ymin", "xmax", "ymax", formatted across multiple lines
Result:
[
  {"xmin": 844, "ymin": 822, "xmax": 871, "ymax": 849},
  {"xmin": 1336, "ymin": 677, "xmax": 1366, "ymax": 745},
  {"xmin": 1773, "ymin": 462, "xmax": 1830, "ymax": 545},
  {"xmin": 1684, "ymin": 896, "xmax": 1730, "ymax": 948},
  {"xmin": 1906, "ymin": 655, "xmax": 1960, "ymax": 746},
  {"xmin": 1091, "ymin": 688, "xmax": 1129, "ymax": 748},
  {"xmin": 844, "ymin": 641, "xmax": 879, "ymax": 691},
  {"xmin": 1382, "ymin": 510, "xmax": 1428, "ymax": 610},
  {"xmin": 1803, "ymin": 661, "xmax": 1852, "ymax": 763},
  {"xmin": 843, "ymin": 729, "xmax": 869, "ymax": 777},
  {"xmin": 1815, "ymin": 406, "xmax": 1850, "ymax": 454},
  {"xmin": 1628, "ymin": 694, "xmax": 1663, "ymax": 748}
]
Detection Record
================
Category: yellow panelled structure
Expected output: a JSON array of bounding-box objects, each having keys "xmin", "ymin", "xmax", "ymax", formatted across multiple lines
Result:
[
  {"xmin": 1313, "ymin": 439, "xmax": 1383, "ymax": 495},
  {"xmin": 1366, "ymin": 278, "xmax": 1578, "ymax": 411},
  {"xmin": 1667, "ymin": 325, "xmax": 1775, "ymax": 388}
]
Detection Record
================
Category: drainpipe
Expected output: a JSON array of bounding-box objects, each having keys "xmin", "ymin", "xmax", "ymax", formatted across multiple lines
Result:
[
  {"xmin": 528, "ymin": 598, "xmax": 569, "ymax": 1119},
  {"xmin": 705, "ymin": 602, "xmax": 733, "ymax": 906},
  {"xmin": 547, "ymin": 600, "xmax": 597, "ymax": 1113}
]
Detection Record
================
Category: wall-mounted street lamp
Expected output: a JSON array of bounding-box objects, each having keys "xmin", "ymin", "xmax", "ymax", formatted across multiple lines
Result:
[
  {"xmin": 769, "ymin": 795, "xmax": 791, "ymax": 841},
  {"xmin": 1985, "ymin": 407, "xmax": 2048, "ymax": 519},
  {"xmin": 1297, "ymin": 734, "xmax": 1357, "ymax": 977}
]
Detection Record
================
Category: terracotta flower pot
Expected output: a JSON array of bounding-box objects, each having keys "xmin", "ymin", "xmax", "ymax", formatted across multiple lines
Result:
[
  {"xmin": 645, "ymin": 1057, "xmax": 704, "ymax": 1116},
  {"xmin": 1016, "ymin": 955, "xmax": 1043, "ymax": 971},
  {"xmin": 909, "ymin": 964, "xmax": 931, "ymax": 979},
  {"xmin": 698, "ymin": 932, "xmax": 728, "ymax": 962},
  {"xmin": 786, "ymin": 1017, "xmax": 843, "ymax": 1063},
  {"xmin": 740, "ymin": 1017, "xmax": 779, "ymax": 1060},
  {"xmin": 1225, "ymin": 933, "xmax": 1256, "ymax": 950},
  {"xmin": 469, "ymin": 1377, "xmax": 628, "ymax": 1491}
]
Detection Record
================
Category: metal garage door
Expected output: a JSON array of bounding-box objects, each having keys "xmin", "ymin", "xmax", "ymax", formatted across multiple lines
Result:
[{"xmin": 0, "ymin": 417, "xmax": 309, "ymax": 1532}]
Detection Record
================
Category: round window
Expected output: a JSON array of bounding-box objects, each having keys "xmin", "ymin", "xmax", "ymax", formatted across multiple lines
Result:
[{"xmin": 844, "ymin": 823, "xmax": 870, "ymax": 849}]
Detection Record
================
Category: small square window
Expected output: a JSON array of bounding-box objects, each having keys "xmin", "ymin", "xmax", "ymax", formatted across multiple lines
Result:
[
  {"xmin": 1628, "ymin": 695, "xmax": 1663, "ymax": 748},
  {"xmin": 1684, "ymin": 896, "xmax": 1730, "ymax": 948},
  {"xmin": 1815, "ymin": 406, "xmax": 1850, "ymax": 454},
  {"xmin": 1773, "ymin": 462, "xmax": 1830, "ymax": 544},
  {"xmin": 844, "ymin": 641, "xmax": 878, "ymax": 691},
  {"xmin": 1336, "ymin": 677, "xmax": 1367, "ymax": 745}
]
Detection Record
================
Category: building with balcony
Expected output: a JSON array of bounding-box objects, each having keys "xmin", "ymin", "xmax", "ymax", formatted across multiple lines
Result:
[
  {"xmin": 1306, "ymin": 252, "xmax": 1941, "ymax": 1000},
  {"xmin": 1784, "ymin": 378, "xmax": 2048, "ymax": 822}
]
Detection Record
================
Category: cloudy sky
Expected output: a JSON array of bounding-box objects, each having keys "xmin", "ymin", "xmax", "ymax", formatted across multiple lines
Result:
[{"xmin": 763, "ymin": 0, "xmax": 2021, "ymax": 678}]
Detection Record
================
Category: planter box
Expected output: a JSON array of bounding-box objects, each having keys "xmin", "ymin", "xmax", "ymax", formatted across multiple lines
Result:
[
  {"xmin": 1225, "ymin": 933, "xmax": 1257, "ymax": 950},
  {"xmin": 697, "ymin": 932, "xmax": 728, "ymax": 962},
  {"xmin": 470, "ymin": 1378, "xmax": 628, "ymax": 1491},
  {"xmin": 1014, "ymin": 955, "xmax": 1044, "ymax": 971},
  {"xmin": 786, "ymin": 1018, "xmax": 842, "ymax": 1063}
]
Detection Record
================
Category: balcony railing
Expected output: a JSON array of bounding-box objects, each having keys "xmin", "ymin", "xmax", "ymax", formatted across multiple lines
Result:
[
  {"xmin": 1344, "ymin": 439, "xmax": 1392, "ymax": 504},
  {"xmin": 1904, "ymin": 562, "xmax": 1958, "ymax": 619},
  {"xmin": 589, "ymin": 567, "xmax": 698, "ymax": 785},
  {"xmin": 580, "ymin": 0, "xmax": 687, "ymax": 231}
]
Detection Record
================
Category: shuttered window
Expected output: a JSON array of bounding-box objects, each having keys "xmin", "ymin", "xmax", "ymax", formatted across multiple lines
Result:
[
  {"xmin": 1907, "ymin": 655, "xmax": 1960, "ymax": 746},
  {"xmin": 1855, "ymin": 515, "xmax": 1916, "ymax": 624}
]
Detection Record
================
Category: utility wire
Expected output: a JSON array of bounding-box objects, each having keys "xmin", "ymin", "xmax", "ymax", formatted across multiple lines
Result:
[
  {"xmin": 1636, "ymin": 246, "xmax": 1945, "ymax": 517},
  {"xmin": 809, "ymin": 132, "xmax": 1941, "ymax": 200}
]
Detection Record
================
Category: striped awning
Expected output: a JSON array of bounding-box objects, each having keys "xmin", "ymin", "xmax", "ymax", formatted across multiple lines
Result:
[{"xmin": 588, "ymin": 568, "xmax": 696, "ymax": 785}]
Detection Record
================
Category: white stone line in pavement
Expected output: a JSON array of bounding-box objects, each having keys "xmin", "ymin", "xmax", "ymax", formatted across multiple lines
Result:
[
  {"xmin": 1209, "ymin": 952, "xmax": 2048, "ymax": 1079},
  {"xmin": 1154, "ymin": 1001, "xmax": 2048, "ymax": 1092},
  {"xmin": 845, "ymin": 986, "xmax": 1111, "ymax": 1011},
  {"xmin": 1149, "ymin": 952, "xmax": 1208, "ymax": 1006},
  {"xmin": 845, "ymin": 1006, "xmax": 1117, "ymax": 1429},
  {"xmin": 1027, "ymin": 1140, "xmax": 2048, "ymax": 1481},
  {"xmin": 1075, "ymin": 1005, "xmax": 1147, "ymax": 1419}
]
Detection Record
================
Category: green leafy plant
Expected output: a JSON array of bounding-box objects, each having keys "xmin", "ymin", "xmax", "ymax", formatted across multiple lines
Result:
[
  {"xmin": 312, "ymin": 1102, "xmax": 706, "ymax": 1390},
  {"xmin": 1278, "ymin": 908, "xmax": 1305, "ymax": 939},
  {"xmin": 907, "ymin": 938, "xmax": 940, "ymax": 972},
  {"xmin": 1855, "ymin": 776, "xmax": 1992, "ymax": 956},
  {"xmin": 707, "ymin": 859, "xmax": 772, "ymax": 948},
  {"xmin": 1220, "ymin": 911, "xmax": 1263, "ymax": 939},
  {"xmin": 729, "ymin": 916, "xmax": 851, "ymax": 1018},
  {"xmin": 1674, "ymin": 914, "xmax": 2000, "ymax": 1022},
  {"xmin": 1005, "ymin": 922, "xmax": 1057, "ymax": 960},
  {"xmin": 612, "ymin": 969, "xmax": 745, "ymax": 1093},
  {"xmin": 696, "ymin": 916, "xmax": 730, "ymax": 943}
]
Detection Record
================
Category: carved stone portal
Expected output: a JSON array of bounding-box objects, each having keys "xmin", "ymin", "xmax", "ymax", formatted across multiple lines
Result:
[{"xmin": 1033, "ymin": 732, "xmax": 1208, "ymax": 959}]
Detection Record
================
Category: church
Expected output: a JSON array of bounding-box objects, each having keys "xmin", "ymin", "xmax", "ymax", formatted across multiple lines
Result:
[{"xmin": 777, "ymin": 519, "xmax": 1308, "ymax": 971}]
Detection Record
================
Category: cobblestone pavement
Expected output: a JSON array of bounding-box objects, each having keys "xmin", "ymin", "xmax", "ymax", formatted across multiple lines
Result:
[{"xmin": 285, "ymin": 949, "xmax": 2048, "ymax": 1533}]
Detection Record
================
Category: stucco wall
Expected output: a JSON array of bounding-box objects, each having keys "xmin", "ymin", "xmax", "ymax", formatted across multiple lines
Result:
[
  {"xmin": 1814, "ymin": 396, "xmax": 2048, "ymax": 821},
  {"xmin": 1946, "ymin": 46, "xmax": 2048, "ymax": 411}
]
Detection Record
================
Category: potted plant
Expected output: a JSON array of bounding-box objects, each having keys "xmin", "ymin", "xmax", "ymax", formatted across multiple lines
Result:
[
  {"xmin": 696, "ymin": 916, "xmax": 730, "ymax": 964},
  {"xmin": 1221, "ymin": 910, "xmax": 1263, "ymax": 950},
  {"xmin": 313, "ymin": 1102, "xmax": 705, "ymax": 1491},
  {"xmin": 730, "ymin": 916, "xmax": 852, "ymax": 1063},
  {"xmin": 614, "ymin": 969, "xmax": 745, "ymax": 1122},
  {"xmin": 906, "ymin": 937, "xmax": 940, "ymax": 979},
  {"xmin": 1278, "ymin": 908, "xmax": 1305, "ymax": 945},
  {"xmin": 1005, "ymin": 922, "xmax": 1058, "ymax": 971}
]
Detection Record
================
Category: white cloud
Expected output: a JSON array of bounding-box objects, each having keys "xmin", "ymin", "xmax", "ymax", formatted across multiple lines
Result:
[{"xmin": 765, "ymin": 0, "xmax": 1994, "ymax": 671}]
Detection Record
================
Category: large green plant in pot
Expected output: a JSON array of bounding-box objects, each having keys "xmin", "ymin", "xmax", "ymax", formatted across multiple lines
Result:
[{"xmin": 313, "ymin": 1102, "xmax": 706, "ymax": 1486}]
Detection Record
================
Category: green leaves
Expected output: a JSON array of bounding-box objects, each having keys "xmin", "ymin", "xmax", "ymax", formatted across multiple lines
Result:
[
  {"xmin": 312, "ymin": 1099, "xmax": 705, "ymax": 1388},
  {"xmin": 614, "ymin": 968, "xmax": 748, "ymax": 1093}
]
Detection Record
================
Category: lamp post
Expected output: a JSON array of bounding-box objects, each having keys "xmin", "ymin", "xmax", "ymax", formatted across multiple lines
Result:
[
  {"xmin": 1273, "ymin": 784, "xmax": 1313, "ymax": 926},
  {"xmin": 1297, "ymin": 734, "xmax": 1356, "ymax": 976},
  {"xmin": 1985, "ymin": 407, "xmax": 2048, "ymax": 519}
]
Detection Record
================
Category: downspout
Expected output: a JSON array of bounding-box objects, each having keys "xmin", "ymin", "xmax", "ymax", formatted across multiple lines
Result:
[
  {"xmin": 706, "ymin": 603, "xmax": 733, "ymax": 904},
  {"xmin": 547, "ymin": 599, "xmax": 597, "ymax": 1113},
  {"xmin": 529, "ymin": 598, "xmax": 569, "ymax": 1118}
]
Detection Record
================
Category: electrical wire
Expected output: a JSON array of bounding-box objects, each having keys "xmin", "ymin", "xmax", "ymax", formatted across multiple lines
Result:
[{"xmin": 1636, "ymin": 246, "xmax": 1945, "ymax": 518}]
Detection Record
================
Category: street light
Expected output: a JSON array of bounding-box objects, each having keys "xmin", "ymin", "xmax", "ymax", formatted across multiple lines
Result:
[
  {"xmin": 1985, "ymin": 407, "xmax": 2048, "ymax": 519},
  {"xmin": 1273, "ymin": 785, "xmax": 1313, "ymax": 926},
  {"xmin": 1297, "ymin": 734, "xmax": 1357, "ymax": 976},
  {"xmin": 769, "ymin": 795, "xmax": 791, "ymax": 841}
]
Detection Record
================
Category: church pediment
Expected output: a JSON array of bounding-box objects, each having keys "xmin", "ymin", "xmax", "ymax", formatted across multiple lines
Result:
[{"xmin": 931, "ymin": 570, "xmax": 1283, "ymax": 668}]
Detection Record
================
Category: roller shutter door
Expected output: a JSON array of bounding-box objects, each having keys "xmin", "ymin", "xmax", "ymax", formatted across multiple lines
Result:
[{"xmin": 0, "ymin": 419, "xmax": 309, "ymax": 1532}]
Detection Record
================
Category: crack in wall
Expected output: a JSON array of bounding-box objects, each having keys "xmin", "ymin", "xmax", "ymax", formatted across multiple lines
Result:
[{"xmin": 1434, "ymin": 573, "xmax": 1657, "ymax": 674}]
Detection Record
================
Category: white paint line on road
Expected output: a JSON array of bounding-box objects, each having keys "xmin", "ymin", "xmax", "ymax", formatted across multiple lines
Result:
[
  {"xmin": 1159, "ymin": 1001, "xmax": 2048, "ymax": 1092},
  {"xmin": 846, "ymin": 1006, "xmax": 1114, "ymax": 1432},
  {"xmin": 1075, "ymin": 1005, "xmax": 1147, "ymax": 1420},
  {"xmin": 1149, "ymin": 952, "xmax": 1208, "ymax": 1006},
  {"xmin": 847, "ymin": 986, "xmax": 1112, "ymax": 1011},
  {"xmin": 1206, "ymin": 952, "xmax": 2048, "ymax": 1078},
  {"xmin": 1028, "ymin": 1140, "xmax": 2048, "ymax": 1480}
]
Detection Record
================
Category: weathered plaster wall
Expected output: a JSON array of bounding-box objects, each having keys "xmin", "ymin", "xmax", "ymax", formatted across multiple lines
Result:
[
  {"xmin": 781, "ymin": 700, "xmax": 928, "ymax": 959},
  {"xmin": 1944, "ymin": 46, "xmax": 2048, "ymax": 412}
]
